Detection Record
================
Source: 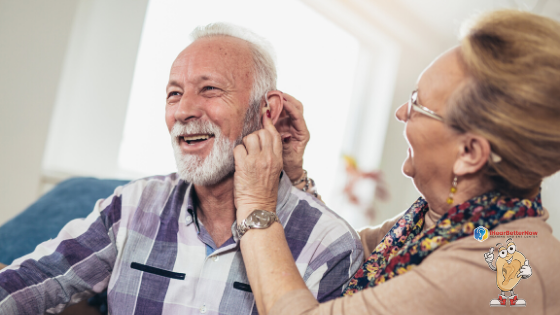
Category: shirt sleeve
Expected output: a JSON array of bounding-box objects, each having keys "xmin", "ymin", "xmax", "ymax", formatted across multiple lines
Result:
[
  {"xmin": 0, "ymin": 192, "xmax": 123, "ymax": 314},
  {"xmin": 303, "ymin": 231, "xmax": 363, "ymax": 303}
]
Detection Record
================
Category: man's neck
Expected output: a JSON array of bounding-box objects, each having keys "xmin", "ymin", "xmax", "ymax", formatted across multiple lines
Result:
[{"xmin": 193, "ymin": 174, "xmax": 236, "ymax": 248}]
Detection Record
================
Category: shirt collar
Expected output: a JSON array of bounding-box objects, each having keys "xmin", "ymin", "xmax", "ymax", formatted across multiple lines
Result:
[
  {"xmin": 184, "ymin": 183, "xmax": 198, "ymax": 229},
  {"xmin": 183, "ymin": 170, "xmax": 293, "ymax": 235}
]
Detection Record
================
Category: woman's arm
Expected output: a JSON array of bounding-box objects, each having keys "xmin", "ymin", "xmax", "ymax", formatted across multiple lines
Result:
[
  {"xmin": 268, "ymin": 241, "xmax": 515, "ymax": 315},
  {"xmin": 233, "ymin": 110, "xmax": 310, "ymax": 314},
  {"xmin": 240, "ymin": 222, "xmax": 310, "ymax": 314}
]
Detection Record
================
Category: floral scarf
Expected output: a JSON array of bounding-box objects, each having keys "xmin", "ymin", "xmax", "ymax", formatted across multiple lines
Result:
[{"xmin": 343, "ymin": 190, "xmax": 543, "ymax": 296}]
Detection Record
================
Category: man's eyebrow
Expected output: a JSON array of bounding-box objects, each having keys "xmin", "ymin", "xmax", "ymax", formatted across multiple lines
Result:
[
  {"xmin": 166, "ymin": 80, "xmax": 181, "ymax": 90},
  {"xmin": 166, "ymin": 74, "xmax": 227, "ymax": 90}
]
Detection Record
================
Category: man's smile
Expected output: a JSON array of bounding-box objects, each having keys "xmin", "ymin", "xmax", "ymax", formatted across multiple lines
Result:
[
  {"xmin": 178, "ymin": 133, "xmax": 215, "ymax": 153},
  {"xmin": 181, "ymin": 133, "xmax": 215, "ymax": 145}
]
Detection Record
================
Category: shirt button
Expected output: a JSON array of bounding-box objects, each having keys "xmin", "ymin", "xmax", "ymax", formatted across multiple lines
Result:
[
  {"xmin": 199, "ymin": 305, "xmax": 207, "ymax": 313},
  {"xmin": 212, "ymin": 255, "xmax": 219, "ymax": 262},
  {"xmin": 186, "ymin": 216, "xmax": 192, "ymax": 224}
]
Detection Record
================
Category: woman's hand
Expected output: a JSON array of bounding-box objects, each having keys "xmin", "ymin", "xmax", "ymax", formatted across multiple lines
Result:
[
  {"xmin": 234, "ymin": 115, "xmax": 309, "ymax": 314},
  {"xmin": 234, "ymin": 110, "xmax": 284, "ymax": 222},
  {"xmin": 275, "ymin": 93, "xmax": 310, "ymax": 183}
]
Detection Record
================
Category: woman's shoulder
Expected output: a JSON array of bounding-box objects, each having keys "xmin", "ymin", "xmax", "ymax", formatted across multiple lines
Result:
[
  {"xmin": 435, "ymin": 212, "xmax": 560, "ymax": 271},
  {"xmin": 422, "ymin": 213, "xmax": 560, "ymax": 312},
  {"xmin": 477, "ymin": 209, "xmax": 559, "ymax": 256}
]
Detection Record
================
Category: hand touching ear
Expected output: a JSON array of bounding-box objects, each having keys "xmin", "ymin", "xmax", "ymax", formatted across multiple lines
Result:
[
  {"xmin": 274, "ymin": 93, "xmax": 310, "ymax": 182},
  {"xmin": 233, "ymin": 109, "xmax": 283, "ymax": 221},
  {"xmin": 261, "ymin": 91, "xmax": 283, "ymax": 127}
]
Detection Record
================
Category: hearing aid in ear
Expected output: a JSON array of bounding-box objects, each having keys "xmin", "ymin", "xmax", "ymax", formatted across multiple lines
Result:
[
  {"xmin": 262, "ymin": 97, "xmax": 270, "ymax": 113},
  {"xmin": 262, "ymin": 95, "xmax": 271, "ymax": 118}
]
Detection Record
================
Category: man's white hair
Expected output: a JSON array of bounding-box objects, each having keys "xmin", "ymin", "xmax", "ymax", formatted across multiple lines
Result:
[{"xmin": 190, "ymin": 23, "xmax": 277, "ymax": 136}]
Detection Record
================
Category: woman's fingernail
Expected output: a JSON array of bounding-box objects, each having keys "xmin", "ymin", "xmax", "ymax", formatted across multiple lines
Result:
[
  {"xmin": 266, "ymin": 110, "xmax": 271, "ymax": 118},
  {"xmin": 283, "ymin": 135, "xmax": 291, "ymax": 143}
]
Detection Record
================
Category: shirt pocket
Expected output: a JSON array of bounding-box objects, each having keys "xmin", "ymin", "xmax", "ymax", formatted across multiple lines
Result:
[{"xmin": 130, "ymin": 262, "xmax": 185, "ymax": 280}]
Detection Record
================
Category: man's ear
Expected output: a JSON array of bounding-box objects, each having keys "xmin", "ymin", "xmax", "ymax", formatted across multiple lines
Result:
[
  {"xmin": 453, "ymin": 133, "xmax": 491, "ymax": 176},
  {"xmin": 261, "ymin": 90, "xmax": 284, "ymax": 127}
]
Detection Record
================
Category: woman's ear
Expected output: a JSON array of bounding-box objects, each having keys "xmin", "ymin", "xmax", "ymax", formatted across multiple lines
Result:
[
  {"xmin": 261, "ymin": 90, "xmax": 284, "ymax": 127},
  {"xmin": 453, "ymin": 133, "xmax": 491, "ymax": 176}
]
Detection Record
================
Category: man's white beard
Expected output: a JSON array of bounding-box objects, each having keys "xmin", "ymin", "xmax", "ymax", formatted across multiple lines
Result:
[
  {"xmin": 171, "ymin": 120, "xmax": 237, "ymax": 186},
  {"xmin": 170, "ymin": 104, "xmax": 260, "ymax": 186}
]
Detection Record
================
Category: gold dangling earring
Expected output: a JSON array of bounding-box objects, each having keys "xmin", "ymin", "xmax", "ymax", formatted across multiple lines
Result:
[{"xmin": 447, "ymin": 176, "xmax": 458, "ymax": 204}]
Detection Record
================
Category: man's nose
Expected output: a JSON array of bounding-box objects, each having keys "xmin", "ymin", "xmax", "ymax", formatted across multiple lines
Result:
[
  {"xmin": 395, "ymin": 102, "xmax": 408, "ymax": 123},
  {"xmin": 175, "ymin": 92, "xmax": 203, "ymax": 123}
]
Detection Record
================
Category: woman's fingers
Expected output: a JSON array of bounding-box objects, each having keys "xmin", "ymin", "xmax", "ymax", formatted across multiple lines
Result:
[
  {"xmin": 256, "ymin": 129, "xmax": 273, "ymax": 154},
  {"xmin": 282, "ymin": 92, "xmax": 303, "ymax": 113},
  {"xmin": 233, "ymin": 106, "xmax": 283, "ymax": 220},
  {"xmin": 233, "ymin": 144, "xmax": 248, "ymax": 162},
  {"xmin": 243, "ymin": 133, "xmax": 261, "ymax": 153},
  {"xmin": 242, "ymin": 113, "xmax": 282, "ymax": 157},
  {"xmin": 262, "ymin": 109, "xmax": 283, "ymax": 156},
  {"xmin": 281, "ymin": 95, "xmax": 308, "ymax": 139}
]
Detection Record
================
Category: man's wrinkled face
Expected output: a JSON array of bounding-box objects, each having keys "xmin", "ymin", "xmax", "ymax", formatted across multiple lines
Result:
[{"xmin": 165, "ymin": 36, "xmax": 259, "ymax": 185}]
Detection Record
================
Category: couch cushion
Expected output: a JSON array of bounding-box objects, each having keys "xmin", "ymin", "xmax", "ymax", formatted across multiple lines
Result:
[{"xmin": 0, "ymin": 177, "xmax": 129, "ymax": 265}]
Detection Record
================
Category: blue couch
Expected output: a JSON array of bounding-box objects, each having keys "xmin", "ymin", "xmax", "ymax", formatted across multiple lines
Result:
[
  {"xmin": 0, "ymin": 177, "xmax": 129, "ymax": 265},
  {"xmin": 0, "ymin": 177, "xmax": 129, "ymax": 315}
]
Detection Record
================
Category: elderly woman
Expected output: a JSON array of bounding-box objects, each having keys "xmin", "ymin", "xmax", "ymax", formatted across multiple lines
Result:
[{"xmin": 232, "ymin": 10, "xmax": 560, "ymax": 314}]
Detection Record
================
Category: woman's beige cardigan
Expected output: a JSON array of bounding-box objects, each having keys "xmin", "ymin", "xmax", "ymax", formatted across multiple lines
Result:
[{"xmin": 271, "ymin": 209, "xmax": 560, "ymax": 315}]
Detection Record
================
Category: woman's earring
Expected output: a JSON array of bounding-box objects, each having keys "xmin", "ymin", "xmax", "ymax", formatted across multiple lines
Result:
[{"xmin": 447, "ymin": 176, "xmax": 458, "ymax": 204}]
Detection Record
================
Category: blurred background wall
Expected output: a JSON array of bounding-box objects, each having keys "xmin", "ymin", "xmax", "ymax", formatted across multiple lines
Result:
[
  {"xmin": 0, "ymin": 0, "xmax": 79, "ymax": 226},
  {"xmin": 0, "ymin": 0, "xmax": 558, "ymax": 238}
]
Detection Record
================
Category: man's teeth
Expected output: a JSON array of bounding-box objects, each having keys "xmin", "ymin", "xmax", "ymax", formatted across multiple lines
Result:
[
  {"xmin": 183, "ymin": 135, "xmax": 211, "ymax": 141},
  {"xmin": 182, "ymin": 134, "xmax": 213, "ymax": 144}
]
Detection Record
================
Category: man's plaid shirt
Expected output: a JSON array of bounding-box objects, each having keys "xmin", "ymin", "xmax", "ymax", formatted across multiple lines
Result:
[{"xmin": 0, "ymin": 171, "xmax": 362, "ymax": 314}]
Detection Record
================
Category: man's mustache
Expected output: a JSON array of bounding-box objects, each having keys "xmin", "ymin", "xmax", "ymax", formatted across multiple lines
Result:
[{"xmin": 170, "ymin": 120, "xmax": 221, "ymax": 138}]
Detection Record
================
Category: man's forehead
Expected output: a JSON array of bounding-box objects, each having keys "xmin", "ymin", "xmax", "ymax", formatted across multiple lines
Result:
[
  {"xmin": 171, "ymin": 36, "xmax": 254, "ymax": 75},
  {"xmin": 167, "ymin": 37, "xmax": 255, "ymax": 90}
]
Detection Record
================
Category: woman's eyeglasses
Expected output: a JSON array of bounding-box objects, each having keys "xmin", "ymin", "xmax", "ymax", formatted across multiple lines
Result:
[
  {"xmin": 407, "ymin": 89, "xmax": 444, "ymax": 122},
  {"xmin": 406, "ymin": 89, "xmax": 502, "ymax": 163}
]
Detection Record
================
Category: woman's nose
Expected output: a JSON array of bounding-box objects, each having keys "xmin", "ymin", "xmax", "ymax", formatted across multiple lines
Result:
[{"xmin": 395, "ymin": 102, "xmax": 408, "ymax": 123}]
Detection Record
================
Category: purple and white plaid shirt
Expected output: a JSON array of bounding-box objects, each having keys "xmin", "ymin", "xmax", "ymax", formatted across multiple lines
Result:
[{"xmin": 0, "ymin": 171, "xmax": 362, "ymax": 314}]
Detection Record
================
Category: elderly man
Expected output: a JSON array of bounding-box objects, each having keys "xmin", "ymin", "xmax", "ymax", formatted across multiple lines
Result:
[{"xmin": 0, "ymin": 23, "xmax": 362, "ymax": 314}]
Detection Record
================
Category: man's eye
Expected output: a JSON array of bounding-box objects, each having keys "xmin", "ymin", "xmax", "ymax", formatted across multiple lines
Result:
[
  {"xmin": 168, "ymin": 92, "xmax": 181, "ymax": 98},
  {"xmin": 203, "ymin": 86, "xmax": 218, "ymax": 91}
]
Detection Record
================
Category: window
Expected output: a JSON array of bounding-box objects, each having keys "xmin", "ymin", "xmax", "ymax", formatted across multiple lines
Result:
[{"xmin": 118, "ymin": 0, "xmax": 360, "ymax": 206}]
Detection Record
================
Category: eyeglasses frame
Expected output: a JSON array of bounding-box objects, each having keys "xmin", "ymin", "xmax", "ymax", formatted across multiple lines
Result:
[
  {"xmin": 407, "ymin": 89, "xmax": 445, "ymax": 122},
  {"xmin": 406, "ymin": 89, "xmax": 502, "ymax": 163}
]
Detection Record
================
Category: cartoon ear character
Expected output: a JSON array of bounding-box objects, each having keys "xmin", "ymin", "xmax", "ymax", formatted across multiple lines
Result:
[{"xmin": 484, "ymin": 238, "xmax": 532, "ymax": 307}]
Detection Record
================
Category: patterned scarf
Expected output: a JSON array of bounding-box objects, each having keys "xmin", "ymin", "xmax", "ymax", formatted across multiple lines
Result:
[{"xmin": 343, "ymin": 190, "xmax": 543, "ymax": 295}]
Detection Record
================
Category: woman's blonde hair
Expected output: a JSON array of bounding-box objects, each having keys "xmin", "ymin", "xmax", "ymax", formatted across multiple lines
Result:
[{"xmin": 448, "ymin": 10, "xmax": 560, "ymax": 196}]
